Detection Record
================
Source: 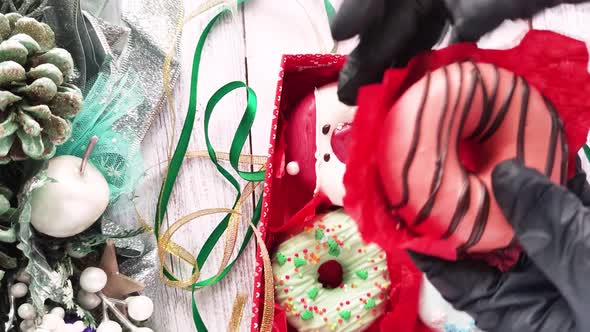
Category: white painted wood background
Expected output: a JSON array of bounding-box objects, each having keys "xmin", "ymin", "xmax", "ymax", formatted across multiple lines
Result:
[{"xmin": 136, "ymin": 1, "xmax": 590, "ymax": 331}]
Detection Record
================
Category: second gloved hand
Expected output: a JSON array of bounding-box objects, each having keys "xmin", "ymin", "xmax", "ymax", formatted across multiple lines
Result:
[{"xmin": 410, "ymin": 159, "xmax": 590, "ymax": 332}]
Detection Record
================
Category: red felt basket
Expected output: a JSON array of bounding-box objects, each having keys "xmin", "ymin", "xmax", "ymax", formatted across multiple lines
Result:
[{"xmin": 249, "ymin": 54, "xmax": 431, "ymax": 332}]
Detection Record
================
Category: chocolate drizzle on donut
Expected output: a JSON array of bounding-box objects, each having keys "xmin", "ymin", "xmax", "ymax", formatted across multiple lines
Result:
[
  {"xmin": 516, "ymin": 79, "xmax": 530, "ymax": 162},
  {"xmin": 414, "ymin": 67, "xmax": 451, "ymax": 226},
  {"xmin": 466, "ymin": 61, "xmax": 499, "ymax": 139},
  {"xmin": 478, "ymin": 74, "xmax": 518, "ymax": 143},
  {"xmin": 391, "ymin": 72, "xmax": 432, "ymax": 209},
  {"xmin": 543, "ymin": 96, "xmax": 568, "ymax": 184},
  {"xmin": 392, "ymin": 61, "xmax": 567, "ymax": 252}
]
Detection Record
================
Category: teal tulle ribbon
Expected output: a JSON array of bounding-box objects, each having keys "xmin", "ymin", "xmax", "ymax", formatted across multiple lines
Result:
[{"xmin": 56, "ymin": 65, "xmax": 145, "ymax": 202}]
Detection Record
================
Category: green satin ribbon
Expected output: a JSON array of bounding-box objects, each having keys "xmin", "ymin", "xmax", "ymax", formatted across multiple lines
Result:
[
  {"xmin": 324, "ymin": 0, "xmax": 336, "ymax": 22},
  {"xmin": 154, "ymin": 5, "xmax": 265, "ymax": 332},
  {"xmin": 324, "ymin": 0, "xmax": 338, "ymax": 53},
  {"xmin": 155, "ymin": 0, "xmax": 336, "ymax": 330}
]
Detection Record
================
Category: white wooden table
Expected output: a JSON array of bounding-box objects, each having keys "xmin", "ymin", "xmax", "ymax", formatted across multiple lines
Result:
[{"xmin": 136, "ymin": 1, "xmax": 590, "ymax": 331}]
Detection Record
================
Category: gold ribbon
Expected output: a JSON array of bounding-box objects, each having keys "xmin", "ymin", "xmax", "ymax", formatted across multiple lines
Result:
[
  {"xmin": 152, "ymin": 2, "xmax": 277, "ymax": 330},
  {"xmin": 228, "ymin": 293, "xmax": 249, "ymax": 332}
]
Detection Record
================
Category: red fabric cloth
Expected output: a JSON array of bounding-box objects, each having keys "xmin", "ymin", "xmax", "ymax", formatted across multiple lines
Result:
[{"xmin": 343, "ymin": 30, "xmax": 590, "ymax": 270}]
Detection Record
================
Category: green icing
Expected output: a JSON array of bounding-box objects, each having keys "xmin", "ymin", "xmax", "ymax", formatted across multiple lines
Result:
[
  {"xmin": 276, "ymin": 252, "xmax": 287, "ymax": 266},
  {"xmin": 308, "ymin": 287, "xmax": 319, "ymax": 300},
  {"xmin": 356, "ymin": 269, "xmax": 368, "ymax": 280},
  {"xmin": 301, "ymin": 309, "xmax": 313, "ymax": 321},
  {"xmin": 364, "ymin": 298, "xmax": 376, "ymax": 309},
  {"xmin": 339, "ymin": 310, "xmax": 351, "ymax": 321},
  {"xmin": 272, "ymin": 209, "xmax": 390, "ymax": 331},
  {"xmin": 315, "ymin": 228, "xmax": 324, "ymax": 240},
  {"xmin": 294, "ymin": 257, "xmax": 307, "ymax": 268},
  {"xmin": 327, "ymin": 238, "xmax": 340, "ymax": 257}
]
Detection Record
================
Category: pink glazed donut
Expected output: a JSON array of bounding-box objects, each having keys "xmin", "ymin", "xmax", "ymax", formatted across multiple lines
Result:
[{"xmin": 378, "ymin": 61, "xmax": 567, "ymax": 254}]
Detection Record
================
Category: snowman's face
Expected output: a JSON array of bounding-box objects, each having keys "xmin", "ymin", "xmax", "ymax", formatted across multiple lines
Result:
[{"xmin": 313, "ymin": 84, "xmax": 357, "ymax": 206}]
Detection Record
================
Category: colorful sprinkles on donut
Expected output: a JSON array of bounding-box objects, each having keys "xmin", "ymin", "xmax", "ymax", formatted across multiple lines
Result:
[{"xmin": 272, "ymin": 209, "xmax": 390, "ymax": 331}]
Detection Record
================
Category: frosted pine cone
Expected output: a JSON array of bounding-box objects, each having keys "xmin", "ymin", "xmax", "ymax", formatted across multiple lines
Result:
[{"xmin": 0, "ymin": 13, "xmax": 82, "ymax": 163}]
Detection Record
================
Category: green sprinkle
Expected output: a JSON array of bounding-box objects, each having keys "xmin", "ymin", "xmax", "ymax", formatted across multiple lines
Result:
[
  {"xmin": 338, "ymin": 310, "xmax": 351, "ymax": 321},
  {"xmin": 276, "ymin": 253, "xmax": 287, "ymax": 266},
  {"xmin": 298, "ymin": 272, "xmax": 304, "ymax": 279},
  {"xmin": 364, "ymin": 298, "xmax": 376, "ymax": 309},
  {"xmin": 294, "ymin": 257, "xmax": 307, "ymax": 268},
  {"xmin": 355, "ymin": 270, "xmax": 368, "ymax": 280},
  {"xmin": 301, "ymin": 309, "xmax": 313, "ymax": 320},
  {"xmin": 327, "ymin": 238, "xmax": 340, "ymax": 257},
  {"xmin": 315, "ymin": 228, "xmax": 325, "ymax": 240},
  {"xmin": 308, "ymin": 287, "xmax": 319, "ymax": 300}
]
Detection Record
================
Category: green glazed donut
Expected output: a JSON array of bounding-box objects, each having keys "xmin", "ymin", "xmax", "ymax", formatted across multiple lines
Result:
[{"xmin": 273, "ymin": 209, "xmax": 390, "ymax": 331}]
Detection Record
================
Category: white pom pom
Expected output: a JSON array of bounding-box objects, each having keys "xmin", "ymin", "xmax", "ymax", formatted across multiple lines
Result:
[
  {"xmin": 286, "ymin": 161, "xmax": 300, "ymax": 176},
  {"xmin": 17, "ymin": 303, "xmax": 36, "ymax": 320},
  {"xmin": 34, "ymin": 328, "xmax": 51, "ymax": 332},
  {"xmin": 34, "ymin": 326, "xmax": 53, "ymax": 332},
  {"xmin": 19, "ymin": 319, "xmax": 35, "ymax": 331},
  {"xmin": 80, "ymin": 267, "xmax": 108, "ymax": 293},
  {"xmin": 77, "ymin": 289, "xmax": 102, "ymax": 310},
  {"xmin": 60, "ymin": 324, "xmax": 79, "ymax": 332},
  {"xmin": 72, "ymin": 321, "xmax": 86, "ymax": 332},
  {"xmin": 16, "ymin": 270, "xmax": 32, "ymax": 283},
  {"xmin": 96, "ymin": 321, "xmax": 122, "ymax": 332},
  {"xmin": 10, "ymin": 282, "xmax": 28, "ymax": 298},
  {"xmin": 40, "ymin": 313, "xmax": 65, "ymax": 330},
  {"xmin": 50, "ymin": 306, "xmax": 65, "ymax": 318},
  {"xmin": 126, "ymin": 295, "xmax": 154, "ymax": 321}
]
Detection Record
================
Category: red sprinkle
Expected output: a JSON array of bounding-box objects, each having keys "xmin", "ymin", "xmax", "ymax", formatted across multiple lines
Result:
[
  {"xmin": 367, "ymin": 293, "xmax": 371, "ymax": 297},
  {"xmin": 284, "ymin": 289, "xmax": 289, "ymax": 293},
  {"xmin": 285, "ymin": 275, "xmax": 290, "ymax": 280},
  {"xmin": 303, "ymin": 249, "xmax": 308, "ymax": 253},
  {"xmin": 303, "ymin": 304, "xmax": 307, "ymax": 309},
  {"xmin": 338, "ymin": 319, "xmax": 343, "ymax": 324},
  {"xmin": 323, "ymin": 317, "xmax": 328, "ymax": 322},
  {"xmin": 287, "ymin": 258, "xmax": 292, "ymax": 262},
  {"xmin": 346, "ymin": 301, "xmax": 350, "ymax": 305},
  {"xmin": 374, "ymin": 266, "xmax": 378, "ymax": 271},
  {"xmin": 379, "ymin": 294, "xmax": 385, "ymax": 299},
  {"xmin": 294, "ymin": 253, "xmax": 299, "ymax": 257}
]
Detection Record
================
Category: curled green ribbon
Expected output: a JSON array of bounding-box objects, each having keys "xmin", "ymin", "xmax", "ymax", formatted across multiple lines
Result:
[{"xmin": 154, "ymin": 0, "xmax": 337, "ymax": 330}]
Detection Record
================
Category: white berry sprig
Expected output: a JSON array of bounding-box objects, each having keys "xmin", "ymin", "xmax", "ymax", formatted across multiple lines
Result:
[{"xmin": 78, "ymin": 267, "xmax": 154, "ymax": 332}]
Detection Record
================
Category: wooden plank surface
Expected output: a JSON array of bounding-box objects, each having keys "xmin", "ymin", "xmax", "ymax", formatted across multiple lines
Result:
[{"xmin": 139, "ymin": 1, "xmax": 590, "ymax": 331}]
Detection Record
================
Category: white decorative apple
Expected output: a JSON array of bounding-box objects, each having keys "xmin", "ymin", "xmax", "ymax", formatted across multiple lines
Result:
[{"xmin": 30, "ymin": 137, "xmax": 109, "ymax": 238}]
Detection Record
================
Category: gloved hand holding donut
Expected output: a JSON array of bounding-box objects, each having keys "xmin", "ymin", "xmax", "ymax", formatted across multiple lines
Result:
[
  {"xmin": 331, "ymin": 1, "xmax": 590, "ymax": 331},
  {"xmin": 331, "ymin": 0, "xmax": 589, "ymax": 105},
  {"xmin": 410, "ymin": 159, "xmax": 590, "ymax": 332}
]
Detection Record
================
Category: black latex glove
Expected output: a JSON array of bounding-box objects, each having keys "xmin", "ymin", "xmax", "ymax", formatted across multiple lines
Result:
[
  {"xmin": 331, "ymin": 0, "xmax": 588, "ymax": 105},
  {"xmin": 411, "ymin": 159, "xmax": 590, "ymax": 332}
]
